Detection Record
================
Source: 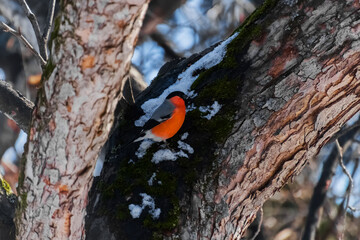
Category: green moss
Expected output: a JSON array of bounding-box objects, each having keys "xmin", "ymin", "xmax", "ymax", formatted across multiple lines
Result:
[
  {"xmin": 223, "ymin": 24, "xmax": 263, "ymax": 68},
  {"xmin": 225, "ymin": 0, "xmax": 280, "ymax": 67},
  {"xmin": 195, "ymin": 76, "xmax": 239, "ymax": 103},
  {"xmin": 234, "ymin": 0, "xmax": 279, "ymax": 33},
  {"xmin": 42, "ymin": 58, "xmax": 56, "ymax": 81},
  {"xmin": 19, "ymin": 192, "xmax": 27, "ymax": 209},
  {"xmin": 48, "ymin": 15, "xmax": 61, "ymax": 53},
  {"xmin": 99, "ymin": 142, "xmax": 182, "ymax": 235},
  {"xmin": 115, "ymin": 204, "xmax": 131, "ymax": 221},
  {"xmin": 144, "ymin": 198, "xmax": 180, "ymax": 230}
]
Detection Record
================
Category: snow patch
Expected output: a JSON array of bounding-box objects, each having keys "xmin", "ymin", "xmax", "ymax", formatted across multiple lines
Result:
[
  {"xmin": 129, "ymin": 193, "xmax": 161, "ymax": 219},
  {"xmin": 181, "ymin": 132, "xmax": 189, "ymax": 140},
  {"xmin": 148, "ymin": 173, "xmax": 156, "ymax": 186},
  {"xmin": 177, "ymin": 140, "xmax": 194, "ymax": 154},
  {"xmin": 152, "ymin": 149, "xmax": 182, "ymax": 163},
  {"xmin": 135, "ymin": 32, "xmax": 239, "ymax": 127},
  {"xmin": 199, "ymin": 101, "xmax": 222, "ymax": 120},
  {"xmin": 281, "ymin": 0, "xmax": 298, "ymax": 6},
  {"xmin": 186, "ymin": 103, "xmax": 197, "ymax": 112},
  {"xmin": 151, "ymin": 138, "xmax": 194, "ymax": 164},
  {"xmin": 0, "ymin": 68, "xmax": 5, "ymax": 81},
  {"xmin": 135, "ymin": 140, "xmax": 153, "ymax": 159},
  {"xmin": 129, "ymin": 204, "xmax": 142, "ymax": 218}
]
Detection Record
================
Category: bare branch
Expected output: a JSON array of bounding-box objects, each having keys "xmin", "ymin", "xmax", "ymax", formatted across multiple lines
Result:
[
  {"xmin": 250, "ymin": 208, "xmax": 263, "ymax": 240},
  {"xmin": 0, "ymin": 80, "xmax": 34, "ymax": 132},
  {"xmin": 16, "ymin": 0, "xmax": 46, "ymax": 61},
  {"xmin": 348, "ymin": 206, "xmax": 360, "ymax": 212},
  {"xmin": 150, "ymin": 31, "xmax": 181, "ymax": 60},
  {"xmin": 335, "ymin": 139, "xmax": 353, "ymax": 240},
  {"xmin": 42, "ymin": 0, "xmax": 56, "ymax": 61},
  {"xmin": 0, "ymin": 21, "xmax": 46, "ymax": 65}
]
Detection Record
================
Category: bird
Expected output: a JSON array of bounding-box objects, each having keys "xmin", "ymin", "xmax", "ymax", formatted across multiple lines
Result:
[{"xmin": 134, "ymin": 91, "xmax": 186, "ymax": 143}]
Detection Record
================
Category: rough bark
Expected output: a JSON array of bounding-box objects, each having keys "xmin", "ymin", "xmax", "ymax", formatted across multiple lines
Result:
[
  {"xmin": 15, "ymin": 0, "xmax": 149, "ymax": 239},
  {"xmin": 85, "ymin": 0, "xmax": 360, "ymax": 239}
]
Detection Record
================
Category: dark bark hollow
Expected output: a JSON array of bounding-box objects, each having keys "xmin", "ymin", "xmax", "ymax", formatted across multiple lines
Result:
[{"xmin": 86, "ymin": 0, "xmax": 360, "ymax": 239}]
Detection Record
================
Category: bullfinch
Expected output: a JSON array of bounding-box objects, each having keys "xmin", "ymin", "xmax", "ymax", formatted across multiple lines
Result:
[{"xmin": 134, "ymin": 91, "xmax": 186, "ymax": 142}]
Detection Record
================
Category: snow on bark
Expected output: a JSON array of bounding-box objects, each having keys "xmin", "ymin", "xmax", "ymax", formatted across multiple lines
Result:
[{"xmin": 16, "ymin": 0, "xmax": 149, "ymax": 239}]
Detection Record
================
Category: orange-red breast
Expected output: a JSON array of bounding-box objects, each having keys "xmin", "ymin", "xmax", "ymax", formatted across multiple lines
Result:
[{"xmin": 134, "ymin": 91, "xmax": 186, "ymax": 142}]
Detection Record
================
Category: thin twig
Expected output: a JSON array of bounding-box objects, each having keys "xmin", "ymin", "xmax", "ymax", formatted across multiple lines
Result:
[
  {"xmin": 302, "ymin": 147, "xmax": 338, "ymax": 240},
  {"xmin": 0, "ymin": 21, "xmax": 46, "ymax": 65},
  {"xmin": 42, "ymin": 0, "xmax": 56, "ymax": 61},
  {"xmin": 302, "ymin": 127, "xmax": 360, "ymax": 240},
  {"xmin": 250, "ymin": 208, "xmax": 263, "ymax": 240},
  {"xmin": 128, "ymin": 78, "xmax": 136, "ymax": 104},
  {"xmin": 335, "ymin": 139, "xmax": 354, "ymax": 240},
  {"xmin": 348, "ymin": 206, "xmax": 360, "ymax": 212},
  {"xmin": 17, "ymin": 0, "xmax": 46, "ymax": 60},
  {"xmin": 330, "ymin": 120, "xmax": 360, "ymax": 142}
]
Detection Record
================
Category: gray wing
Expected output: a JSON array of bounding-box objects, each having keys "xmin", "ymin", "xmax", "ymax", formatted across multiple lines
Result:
[{"xmin": 150, "ymin": 99, "xmax": 175, "ymax": 121}]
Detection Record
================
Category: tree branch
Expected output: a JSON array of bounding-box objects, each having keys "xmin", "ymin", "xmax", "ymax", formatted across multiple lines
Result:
[
  {"xmin": 85, "ymin": 0, "xmax": 360, "ymax": 238},
  {"xmin": 0, "ymin": 21, "xmax": 46, "ymax": 65},
  {"xmin": 42, "ymin": 0, "xmax": 56, "ymax": 61},
  {"xmin": 302, "ymin": 127, "xmax": 359, "ymax": 240},
  {"xmin": 150, "ymin": 31, "xmax": 181, "ymax": 60},
  {"xmin": 335, "ymin": 139, "xmax": 354, "ymax": 240},
  {"xmin": 16, "ymin": 0, "xmax": 46, "ymax": 62},
  {"xmin": 0, "ymin": 80, "xmax": 34, "ymax": 132}
]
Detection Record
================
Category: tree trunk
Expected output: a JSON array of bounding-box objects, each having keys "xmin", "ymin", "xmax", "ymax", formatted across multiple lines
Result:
[
  {"xmin": 15, "ymin": 0, "xmax": 149, "ymax": 239},
  {"xmin": 85, "ymin": 0, "xmax": 360, "ymax": 239}
]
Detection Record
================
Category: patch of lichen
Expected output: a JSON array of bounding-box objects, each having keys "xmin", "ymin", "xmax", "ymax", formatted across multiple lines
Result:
[{"xmin": 0, "ymin": 177, "xmax": 12, "ymax": 196}]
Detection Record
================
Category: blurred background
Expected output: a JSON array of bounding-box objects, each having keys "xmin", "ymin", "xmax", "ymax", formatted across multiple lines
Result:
[{"xmin": 0, "ymin": 0, "xmax": 359, "ymax": 239}]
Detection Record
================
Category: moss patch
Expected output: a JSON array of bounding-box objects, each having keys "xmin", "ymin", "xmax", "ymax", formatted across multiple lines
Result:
[
  {"xmin": 42, "ymin": 58, "xmax": 56, "ymax": 81},
  {"xmin": 99, "ymin": 144, "xmax": 182, "ymax": 235}
]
